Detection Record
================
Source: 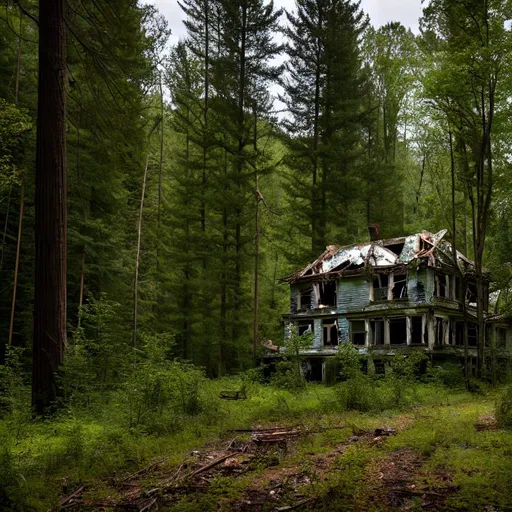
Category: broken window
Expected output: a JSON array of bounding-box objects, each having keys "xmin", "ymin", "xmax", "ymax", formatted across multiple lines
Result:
[
  {"xmin": 308, "ymin": 359, "xmax": 323, "ymax": 381},
  {"xmin": 392, "ymin": 273, "xmax": 408, "ymax": 299},
  {"xmin": 373, "ymin": 274, "xmax": 388, "ymax": 301},
  {"xmin": 410, "ymin": 316, "xmax": 423, "ymax": 344},
  {"xmin": 435, "ymin": 273, "xmax": 449, "ymax": 298},
  {"xmin": 350, "ymin": 320, "xmax": 366, "ymax": 346},
  {"xmin": 468, "ymin": 323, "xmax": 478, "ymax": 347},
  {"xmin": 323, "ymin": 319, "xmax": 338, "ymax": 346},
  {"xmin": 435, "ymin": 317, "xmax": 445, "ymax": 345},
  {"xmin": 466, "ymin": 281, "xmax": 477, "ymax": 306},
  {"xmin": 298, "ymin": 288, "xmax": 312, "ymax": 310},
  {"xmin": 453, "ymin": 276, "xmax": 461, "ymax": 301},
  {"xmin": 455, "ymin": 321, "xmax": 464, "ymax": 346},
  {"xmin": 385, "ymin": 242, "xmax": 405, "ymax": 257},
  {"xmin": 319, "ymin": 281, "xmax": 336, "ymax": 307},
  {"xmin": 298, "ymin": 320, "xmax": 313, "ymax": 336},
  {"xmin": 389, "ymin": 317, "xmax": 407, "ymax": 345},
  {"xmin": 373, "ymin": 359, "xmax": 386, "ymax": 374},
  {"xmin": 370, "ymin": 318, "xmax": 385, "ymax": 345}
]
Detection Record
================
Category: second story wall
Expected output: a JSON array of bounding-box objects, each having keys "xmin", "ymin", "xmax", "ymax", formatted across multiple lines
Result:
[
  {"xmin": 337, "ymin": 277, "xmax": 370, "ymax": 312},
  {"xmin": 408, "ymin": 268, "xmax": 428, "ymax": 302}
]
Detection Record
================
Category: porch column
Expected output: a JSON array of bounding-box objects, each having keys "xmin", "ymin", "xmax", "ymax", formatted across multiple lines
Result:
[{"xmin": 384, "ymin": 317, "xmax": 390, "ymax": 345}]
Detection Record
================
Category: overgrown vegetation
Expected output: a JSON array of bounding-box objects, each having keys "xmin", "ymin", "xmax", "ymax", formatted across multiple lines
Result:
[
  {"xmin": 2, "ymin": 0, "xmax": 512, "ymax": 509},
  {"xmin": 1, "ymin": 323, "xmax": 507, "ymax": 511}
]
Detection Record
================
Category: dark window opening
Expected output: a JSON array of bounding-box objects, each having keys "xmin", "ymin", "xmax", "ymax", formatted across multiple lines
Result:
[
  {"xmin": 497, "ymin": 328, "xmax": 507, "ymax": 348},
  {"xmin": 319, "ymin": 281, "xmax": 336, "ymax": 306},
  {"xmin": 416, "ymin": 280, "xmax": 425, "ymax": 301},
  {"xmin": 466, "ymin": 281, "xmax": 477, "ymax": 305},
  {"xmin": 454, "ymin": 277, "xmax": 461, "ymax": 300},
  {"xmin": 298, "ymin": 320, "xmax": 313, "ymax": 336},
  {"xmin": 468, "ymin": 324, "xmax": 478, "ymax": 347},
  {"xmin": 385, "ymin": 243, "xmax": 405, "ymax": 257},
  {"xmin": 308, "ymin": 359, "xmax": 323, "ymax": 381},
  {"xmin": 392, "ymin": 274, "xmax": 408, "ymax": 299},
  {"xmin": 351, "ymin": 320, "xmax": 366, "ymax": 345},
  {"xmin": 299, "ymin": 288, "xmax": 312, "ymax": 310},
  {"xmin": 411, "ymin": 317, "xmax": 423, "ymax": 344},
  {"xmin": 436, "ymin": 273, "xmax": 448, "ymax": 298},
  {"xmin": 374, "ymin": 359, "xmax": 386, "ymax": 374},
  {"xmin": 304, "ymin": 268, "xmax": 313, "ymax": 276},
  {"xmin": 373, "ymin": 274, "xmax": 389, "ymax": 301},
  {"xmin": 323, "ymin": 320, "xmax": 338, "ymax": 346},
  {"xmin": 389, "ymin": 317, "xmax": 407, "ymax": 345},
  {"xmin": 435, "ymin": 317, "xmax": 445, "ymax": 345},
  {"xmin": 370, "ymin": 319, "xmax": 385, "ymax": 345},
  {"xmin": 455, "ymin": 321, "xmax": 464, "ymax": 346}
]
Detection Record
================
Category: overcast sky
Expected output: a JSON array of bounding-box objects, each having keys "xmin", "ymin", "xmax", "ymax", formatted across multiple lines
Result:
[{"xmin": 145, "ymin": 0, "xmax": 424, "ymax": 45}]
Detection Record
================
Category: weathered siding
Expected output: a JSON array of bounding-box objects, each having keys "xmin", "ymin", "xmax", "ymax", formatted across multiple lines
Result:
[
  {"xmin": 425, "ymin": 268, "xmax": 435, "ymax": 302},
  {"xmin": 313, "ymin": 318, "xmax": 323, "ymax": 348},
  {"xmin": 290, "ymin": 284, "xmax": 298, "ymax": 314},
  {"xmin": 408, "ymin": 268, "xmax": 427, "ymax": 302},
  {"xmin": 337, "ymin": 277, "xmax": 370, "ymax": 312},
  {"xmin": 338, "ymin": 317, "xmax": 350, "ymax": 343}
]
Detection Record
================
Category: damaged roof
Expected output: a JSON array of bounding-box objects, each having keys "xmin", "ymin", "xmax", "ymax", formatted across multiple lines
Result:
[{"xmin": 282, "ymin": 230, "xmax": 476, "ymax": 283}]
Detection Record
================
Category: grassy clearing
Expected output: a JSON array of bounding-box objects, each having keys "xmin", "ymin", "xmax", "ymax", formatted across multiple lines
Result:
[{"xmin": 1, "ymin": 373, "xmax": 512, "ymax": 511}]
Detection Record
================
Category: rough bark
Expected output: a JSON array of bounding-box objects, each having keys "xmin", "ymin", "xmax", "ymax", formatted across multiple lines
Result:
[{"xmin": 32, "ymin": 0, "xmax": 67, "ymax": 414}]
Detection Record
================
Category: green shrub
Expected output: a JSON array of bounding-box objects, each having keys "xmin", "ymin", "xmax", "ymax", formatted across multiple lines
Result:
[
  {"xmin": 496, "ymin": 385, "xmax": 512, "ymax": 428},
  {"xmin": 324, "ymin": 358, "xmax": 341, "ymax": 386},
  {"xmin": 336, "ymin": 375, "xmax": 376, "ymax": 412},
  {"xmin": 121, "ymin": 334, "xmax": 208, "ymax": 433},
  {"xmin": 270, "ymin": 360, "xmax": 303, "ymax": 389},
  {"xmin": 334, "ymin": 344, "xmax": 377, "ymax": 412},
  {"xmin": 429, "ymin": 361, "xmax": 466, "ymax": 388},
  {"xmin": 0, "ymin": 446, "xmax": 25, "ymax": 511},
  {"xmin": 0, "ymin": 346, "xmax": 30, "ymax": 417}
]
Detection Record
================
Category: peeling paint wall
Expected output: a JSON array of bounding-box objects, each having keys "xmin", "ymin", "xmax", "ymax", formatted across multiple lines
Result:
[
  {"xmin": 337, "ymin": 277, "xmax": 370, "ymax": 312},
  {"xmin": 290, "ymin": 284, "xmax": 298, "ymax": 314},
  {"xmin": 425, "ymin": 268, "xmax": 435, "ymax": 302},
  {"xmin": 313, "ymin": 318, "xmax": 323, "ymax": 348},
  {"xmin": 338, "ymin": 317, "xmax": 350, "ymax": 343},
  {"xmin": 408, "ymin": 268, "xmax": 427, "ymax": 302}
]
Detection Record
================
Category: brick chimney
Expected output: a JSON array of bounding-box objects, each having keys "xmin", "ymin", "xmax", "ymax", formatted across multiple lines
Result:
[{"xmin": 368, "ymin": 224, "xmax": 381, "ymax": 241}]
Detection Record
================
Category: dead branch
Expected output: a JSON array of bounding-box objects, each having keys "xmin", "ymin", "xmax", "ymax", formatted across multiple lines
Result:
[
  {"xmin": 122, "ymin": 457, "xmax": 167, "ymax": 483},
  {"xmin": 139, "ymin": 496, "xmax": 158, "ymax": 512},
  {"xmin": 58, "ymin": 485, "xmax": 85, "ymax": 508},
  {"xmin": 188, "ymin": 453, "xmax": 233, "ymax": 478},
  {"xmin": 274, "ymin": 497, "xmax": 315, "ymax": 511},
  {"xmin": 229, "ymin": 426, "xmax": 294, "ymax": 433}
]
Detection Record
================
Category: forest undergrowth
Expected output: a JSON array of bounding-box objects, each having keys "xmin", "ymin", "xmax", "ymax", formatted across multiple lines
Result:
[{"xmin": 2, "ymin": 347, "xmax": 512, "ymax": 511}]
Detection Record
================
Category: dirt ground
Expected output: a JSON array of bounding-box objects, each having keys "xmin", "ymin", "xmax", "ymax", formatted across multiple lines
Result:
[{"xmin": 55, "ymin": 408, "xmax": 475, "ymax": 512}]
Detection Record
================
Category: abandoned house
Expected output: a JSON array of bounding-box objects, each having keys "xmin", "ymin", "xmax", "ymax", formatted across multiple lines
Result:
[{"xmin": 274, "ymin": 229, "xmax": 511, "ymax": 381}]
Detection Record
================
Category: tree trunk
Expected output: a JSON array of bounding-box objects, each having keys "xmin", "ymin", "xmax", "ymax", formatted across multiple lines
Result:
[
  {"xmin": 32, "ymin": 0, "xmax": 67, "ymax": 415},
  {"xmin": 253, "ymin": 104, "xmax": 260, "ymax": 362},
  {"xmin": 8, "ymin": 184, "xmax": 24, "ymax": 346},
  {"xmin": 133, "ymin": 155, "xmax": 150, "ymax": 347},
  {"xmin": 156, "ymin": 74, "xmax": 164, "ymax": 272},
  {"xmin": 77, "ymin": 249, "xmax": 85, "ymax": 329}
]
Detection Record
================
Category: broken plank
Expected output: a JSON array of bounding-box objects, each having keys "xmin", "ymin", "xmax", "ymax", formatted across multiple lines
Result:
[{"xmin": 188, "ymin": 453, "xmax": 233, "ymax": 478}]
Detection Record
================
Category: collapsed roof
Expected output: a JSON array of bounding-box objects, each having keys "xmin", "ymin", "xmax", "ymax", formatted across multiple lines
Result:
[{"xmin": 282, "ymin": 230, "xmax": 477, "ymax": 283}]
